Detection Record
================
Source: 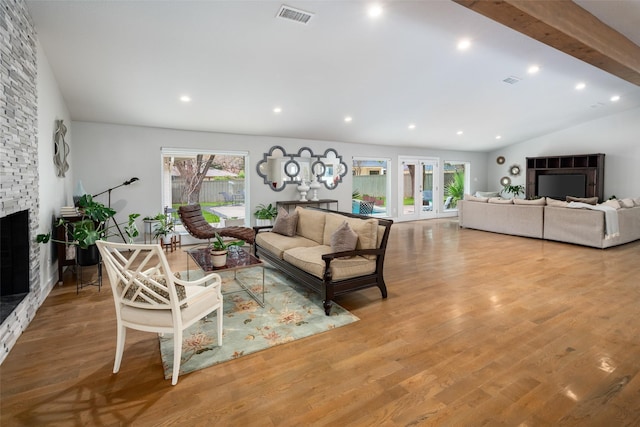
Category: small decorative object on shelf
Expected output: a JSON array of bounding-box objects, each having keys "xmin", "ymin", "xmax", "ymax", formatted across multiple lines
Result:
[
  {"xmin": 297, "ymin": 180, "xmax": 310, "ymax": 201},
  {"xmin": 309, "ymin": 178, "xmax": 321, "ymax": 201}
]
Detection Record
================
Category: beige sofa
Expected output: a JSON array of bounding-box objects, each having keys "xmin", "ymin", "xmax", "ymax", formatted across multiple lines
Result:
[
  {"xmin": 459, "ymin": 197, "xmax": 640, "ymax": 248},
  {"xmin": 254, "ymin": 207, "xmax": 393, "ymax": 315}
]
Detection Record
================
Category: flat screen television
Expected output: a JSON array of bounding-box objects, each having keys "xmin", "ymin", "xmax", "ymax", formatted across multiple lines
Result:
[{"xmin": 537, "ymin": 174, "xmax": 586, "ymax": 199}]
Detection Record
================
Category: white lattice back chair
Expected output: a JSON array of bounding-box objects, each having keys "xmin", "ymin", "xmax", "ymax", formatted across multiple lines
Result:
[{"xmin": 97, "ymin": 240, "xmax": 223, "ymax": 385}]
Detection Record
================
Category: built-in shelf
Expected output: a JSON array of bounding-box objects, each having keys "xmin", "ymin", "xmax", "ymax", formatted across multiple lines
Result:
[{"xmin": 526, "ymin": 154, "xmax": 605, "ymax": 201}]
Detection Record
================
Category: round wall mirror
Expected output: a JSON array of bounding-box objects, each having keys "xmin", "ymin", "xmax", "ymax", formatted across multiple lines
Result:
[
  {"xmin": 500, "ymin": 176, "xmax": 511, "ymax": 186},
  {"xmin": 496, "ymin": 156, "xmax": 505, "ymax": 165},
  {"xmin": 509, "ymin": 164, "xmax": 521, "ymax": 176}
]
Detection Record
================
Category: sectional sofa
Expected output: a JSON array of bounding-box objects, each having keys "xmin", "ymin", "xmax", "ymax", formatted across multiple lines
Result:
[{"xmin": 459, "ymin": 195, "xmax": 640, "ymax": 248}]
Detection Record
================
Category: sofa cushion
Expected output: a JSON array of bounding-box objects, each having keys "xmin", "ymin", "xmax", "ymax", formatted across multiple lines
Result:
[
  {"xmin": 283, "ymin": 245, "xmax": 376, "ymax": 281},
  {"xmin": 272, "ymin": 207, "xmax": 298, "ymax": 237},
  {"xmin": 488, "ymin": 197, "xmax": 513, "ymax": 204},
  {"xmin": 619, "ymin": 198, "xmax": 635, "ymax": 208},
  {"xmin": 330, "ymin": 221, "xmax": 358, "ymax": 258},
  {"xmin": 546, "ymin": 198, "xmax": 568, "ymax": 207},
  {"xmin": 566, "ymin": 196, "xmax": 598, "ymax": 205},
  {"xmin": 323, "ymin": 213, "xmax": 378, "ymax": 260},
  {"xmin": 514, "ymin": 198, "xmax": 546, "ymax": 205},
  {"xmin": 295, "ymin": 207, "xmax": 326, "ymax": 244},
  {"xmin": 635, "ymin": 197, "xmax": 640, "ymax": 207},
  {"xmin": 464, "ymin": 194, "xmax": 489, "ymax": 202},
  {"xmin": 255, "ymin": 232, "xmax": 317, "ymax": 259},
  {"xmin": 602, "ymin": 199, "xmax": 621, "ymax": 209}
]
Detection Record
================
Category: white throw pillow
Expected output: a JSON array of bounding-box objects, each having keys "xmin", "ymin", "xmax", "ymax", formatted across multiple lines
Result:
[
  {"xmin": 463, "ymin": 194, "xmax": 489, "ymax": 203},
  {"xmin": 601, "ymin": 199, "xmax": 620, "ymax": 209},
  {"xmin": 619, "ymin": 198, "xmax": 635, "ymax": 208}
]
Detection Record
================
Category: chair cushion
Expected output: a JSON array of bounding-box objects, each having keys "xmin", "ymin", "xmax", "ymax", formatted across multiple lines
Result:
[{"xmin": 122, "ymin": 272, "xmax": 187, "ymax": 308}]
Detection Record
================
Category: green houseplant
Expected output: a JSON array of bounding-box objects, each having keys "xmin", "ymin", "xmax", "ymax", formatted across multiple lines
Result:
[
  {"xmin": 502, "ymin": 184, "xmax": 525, "ymax": 198},
  {"xmin": 254, "ymin": 203, "xmax": 278, "ymax": 226},
  {"xmin": 152, "ymin": 213, "xmax": 175, "ymax": 244},
  {"xmin": 210, "ymin": 232, "xmax": 245, "ymax": 267},
  {"xmin": 36, "ymin": 194, "xmax": 139, "ymax": 265},
  {"xmin": 445, "ymin": 171, "xmax": 465, "ymax": 208}
]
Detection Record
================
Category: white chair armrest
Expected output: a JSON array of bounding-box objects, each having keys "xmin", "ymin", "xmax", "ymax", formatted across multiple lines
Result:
[{"xmin": 174, "ymin": 272, "xmax": 221, "ymax": 288}]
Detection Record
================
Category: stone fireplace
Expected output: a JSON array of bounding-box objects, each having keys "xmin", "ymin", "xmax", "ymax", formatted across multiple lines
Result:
[{"xmin": 1, "ymin": 0, "xmax": 42, "ymax": 364}]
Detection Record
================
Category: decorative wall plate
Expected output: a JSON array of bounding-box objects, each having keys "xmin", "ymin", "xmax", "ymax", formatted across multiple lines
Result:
[
  {"xmin": 509, "ymin": 164, "xmax": 521, "ymax": 176},
  {"xmin": 496, "ymin": 156, "xmax": 505, "ymax": 165},
  {"xmin": 500, "ymin": 176, "xmax": 511, "ymax": 186}
]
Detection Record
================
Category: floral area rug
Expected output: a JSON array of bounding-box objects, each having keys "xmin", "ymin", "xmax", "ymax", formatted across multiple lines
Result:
[{"xmin": 159, "ymin": 265, "xmax": 359, "ymax": 379}]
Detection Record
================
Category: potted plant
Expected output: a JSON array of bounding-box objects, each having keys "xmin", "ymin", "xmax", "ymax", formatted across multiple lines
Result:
[
  {"xmin": 36, "ymin": 194, "xmax": 140, "ymax": 265},
  {"xmin": 254, "ymin": 203, "xmax": 278, "ymax": 226},
  {"xmin": 210, "ymin": 232, "xmax": 244, "ymax": 267},
  {"xmin": 502, "ymin": 184, "xmax": 525, "ymax": 199},
  {"xmin": 152, "ymin": 213, "xmax": 175, "ymax": 244},
  {"xmin": 445, "ymin": 171, "xmax": 465, "ymax": 208}
]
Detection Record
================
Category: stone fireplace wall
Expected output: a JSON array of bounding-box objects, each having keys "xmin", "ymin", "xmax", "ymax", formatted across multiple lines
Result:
[{"xmin": 1, "ymin": 0, "xmax": 42, "ymax": 364}]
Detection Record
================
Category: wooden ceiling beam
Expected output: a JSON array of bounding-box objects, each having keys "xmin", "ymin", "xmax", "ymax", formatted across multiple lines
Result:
[{"xmin": 453, "ymin": 0, "xmax": 640, "ymax": 86}]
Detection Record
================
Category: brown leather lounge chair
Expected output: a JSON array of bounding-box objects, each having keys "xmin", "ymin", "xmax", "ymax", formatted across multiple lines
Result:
[{"xmin": 178, "ymin": 204, "xmax": 255, "ymax": 245}]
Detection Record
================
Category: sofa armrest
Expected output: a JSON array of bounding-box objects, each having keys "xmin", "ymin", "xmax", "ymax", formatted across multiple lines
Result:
[{"xmin": 253, "ymin": 225, "xmax": 273, "ymax": 233}]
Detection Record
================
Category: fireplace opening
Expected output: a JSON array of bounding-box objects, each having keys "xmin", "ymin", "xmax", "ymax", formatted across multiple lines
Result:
[{"xmin": 1, "ymin": 210, "xmax": 30, "ymax": 324}]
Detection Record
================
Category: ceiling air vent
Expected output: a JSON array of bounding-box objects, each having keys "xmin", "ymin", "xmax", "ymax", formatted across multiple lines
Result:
[
  {"xmin": 277, "ymin": 5, "xmax": 314, "ymax": 24},
  {"xmin": 503, "ymin": 76, "xmax": 521, "ymax": 84}
]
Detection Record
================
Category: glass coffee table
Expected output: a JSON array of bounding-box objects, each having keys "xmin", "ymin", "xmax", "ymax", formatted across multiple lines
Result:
[{"xmin": 186, "ymin": 246, "xmax": 265, "ymax": 307}]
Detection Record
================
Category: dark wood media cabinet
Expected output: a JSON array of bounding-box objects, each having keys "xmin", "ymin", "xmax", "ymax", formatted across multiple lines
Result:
[{"xmin": 526, "ymin": 153, "xmax": 605, "ymax": 201}]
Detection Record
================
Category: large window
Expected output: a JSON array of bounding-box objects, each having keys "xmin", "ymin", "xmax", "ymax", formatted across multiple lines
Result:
[
  {"xmin": 352, "ymin": 158, "xmax": 390, "ymax": 217},
  {"xmin": 161, "ymin": 148, "xmax": 249, "ymax": 226}
]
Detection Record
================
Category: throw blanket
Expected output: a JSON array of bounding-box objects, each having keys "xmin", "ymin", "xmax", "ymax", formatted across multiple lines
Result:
[{"xmin": 567, "ymin": 202, "xmax": 620, "ymax": 239}]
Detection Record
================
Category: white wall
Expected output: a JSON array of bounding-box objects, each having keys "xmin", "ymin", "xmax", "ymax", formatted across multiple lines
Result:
[
  {"xmin": 36, "ymin": 41, "xmax": 73, "ymax": 290},
  {"xmin": 487, "ymin": 107, "xmax": 640, "ymax": 199},
  {"xmin": 70, "ymin": 121, "xmax": 488, "ymax": 232}
]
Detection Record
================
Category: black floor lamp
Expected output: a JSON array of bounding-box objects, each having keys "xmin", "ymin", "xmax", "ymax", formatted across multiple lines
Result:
[{"xmin": 93, "ymin": 177, "xmax": 139, "ymax": 243}]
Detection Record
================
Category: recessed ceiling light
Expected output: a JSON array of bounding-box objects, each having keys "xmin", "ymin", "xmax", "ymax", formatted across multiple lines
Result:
[
  {"xmin": 180, "ymin": 95, "xmax": 191, "ymax": 102},
  {"xmin": 344, "ymin": 116, "xmax": 353, "ymax": 123},
  {"xmin": 368, "ymin": 4, "xmax": 382, "ymax": 18},
  {"xmin": 273, "ymin": 107, "xmax": 282, "ymax": 113},
  {"xmin": 527, "ymin": 65, "xmax": 540, "ymax": 74},
  {"xmin": 457, "ymin": 39, "xmax": 471, "ymax": 51},
  {"xmin": 456, "ymin": 130, "xmax": 463, "ymax": 135},
  {"xmin": 610, "ymin": 95, "xmax": 620, "ymax": 102},
  {"xmin": 496, "ymin": 135, "xmax": 502, "ymax": 140},
  {"xmin": 408, "ymin": 124, "xmax": 416, "ymax": 130},
  {"xmin": 575, "ymin": 82, "xmax": 586, "ymax": 90}
]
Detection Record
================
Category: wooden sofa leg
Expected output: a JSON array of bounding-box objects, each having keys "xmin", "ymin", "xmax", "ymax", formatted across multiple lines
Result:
[
  {"xmin": 379, "ymin": 280, "xmax": 388, "ymax": 298},
  {"xmin": 323, "ymin": 300, "xmax": 332, "ymax": 316}
]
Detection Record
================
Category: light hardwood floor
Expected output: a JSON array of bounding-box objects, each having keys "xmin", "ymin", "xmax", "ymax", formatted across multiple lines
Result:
[{"xmin": 2, "ymin": 219, "xmax": 640, "ymax": 426}]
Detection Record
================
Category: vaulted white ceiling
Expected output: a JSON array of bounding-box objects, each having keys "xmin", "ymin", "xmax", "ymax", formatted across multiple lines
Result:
[{"xmin": 26, "ymin": 0, "xmax": 640, "ymax": 152}]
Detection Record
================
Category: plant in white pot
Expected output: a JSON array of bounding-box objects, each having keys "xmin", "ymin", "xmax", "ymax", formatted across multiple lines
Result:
[
  {"xmin": 210, "ymin": 232, "xmax": 245, "ymax": 267},
  {"xmin": 254, "ymin": 203, "xmax": 278, "ymax": 226},
  {"xmin": 152, "ymin": 213, "xmax": 175, "ymax": 244}
]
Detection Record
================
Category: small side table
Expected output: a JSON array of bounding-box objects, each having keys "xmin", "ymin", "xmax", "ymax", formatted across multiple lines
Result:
[{"xmin": 160, "ymin": 235, "xmax": 179, "ymax": 252}]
